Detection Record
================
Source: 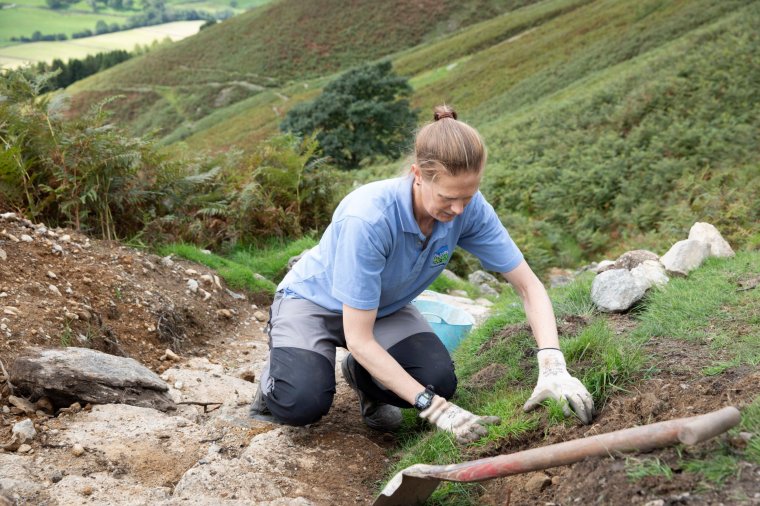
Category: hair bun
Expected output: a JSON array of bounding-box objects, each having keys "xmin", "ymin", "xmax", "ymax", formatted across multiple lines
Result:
[{"xmin": 433, "ymin": 106, "xmax": 458, "ymax": 121}]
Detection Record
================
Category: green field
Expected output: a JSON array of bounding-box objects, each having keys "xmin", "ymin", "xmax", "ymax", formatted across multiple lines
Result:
[
  {"xmin": 0, "ymin": 6, "xmax": 127, "ymax": 45},
  {"xmin": 0, "ymin": 21, "xmax": 205, "ymax": 68}
]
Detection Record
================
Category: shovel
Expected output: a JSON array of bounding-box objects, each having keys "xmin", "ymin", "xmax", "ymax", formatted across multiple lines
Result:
[{"xmin": 374, "ymin": 406, "xmax": 741, "ymax": 506}]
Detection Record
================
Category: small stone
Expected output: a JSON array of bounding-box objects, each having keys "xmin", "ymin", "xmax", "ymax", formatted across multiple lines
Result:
[
  {"xmin": 174, "ymin": 381, "xmax": 184, "ymax": 390},
  {"xmin": 643, "ymin": 500, "xmax": 665, "ymax": 506},
  {"xmin": 82, "ymin": 485, "xmax": 93, "ymax": 496},
  {"xmin": 47, "ymin": 271, "xmax": 57, "ymax": 279},
  {"xmin": 0, "ymin": 248, "xmax": 6, "ymax": 261},
  {"xmin": 185, "ymin": 269, "xmax": 199, "ymax": 276},
  {"xmin": 187, "ymin": 279, "xmax": 199, "ymax": 293},
  {"xmin": 52, "ymin": 244, "xmax": 64, "ymax": 255},
  {"xmin": 253, "ymin": 310, "xmax": 267, "ymax": 322},
  {"xmin": 72, "ymin": 444, "xmax": 85, "ymax": 457},
  {"xmin": 82, "ymin": 277, "xmax": 92, "ymax": 284},
  {"xmin": 2, "ymin": 231, "xmax": 20, "ymax": 242},
  {"xmin": 50, "ymin": 470, "xmax": 63, "ymax": 483},
  {"xmin": 16, "ymin": 444, "xmax": 32, "ymax": 453},
  {"xmin": 20, "ymin": 234, "xmax": 33, "ymax": 242},
  {"xmin": 48, "ymin": 284, "xmax": 62, "ymax": 297},
  {"xmin": 160, "ymin": 255, "xmax": 174, "ymax": 268},
  {"xmin": 199, "ymin": 274, "xmax": 214, "ymax": 287},
  {"xmin": 200, "ymin": 289, "xmax": 212, "ymax": 301},
  {"xmin": 200, "ymin": 249, "xmax": 211, "ymax": 254},
  {"xmin": 0, "ymin": 212, "xmax": 17, "ymax": 220},
  {"xmin": 3, "ymin": 307, "xmax": 19, "ymax": 316},
  {"xmin": 60, "ymin": 234, "xmax": 71, "ymax": 242},
  {"xmin": 9, "ymin": 397, "xmax": 36, "ymax": 415},
  {"xmin": 525, "ymin": 473, "xmax": 552, "ymax": 493},
  {"xmin": 160, "ymin": 349, "xmax": 180, "ymax": 361},
  {"xmin": 217, "ymin": 309, "xmax": 232, "ymax": 319},
  {"xmin": 76, "ymin": 309, "xmax": 92, "ymax": 321}
]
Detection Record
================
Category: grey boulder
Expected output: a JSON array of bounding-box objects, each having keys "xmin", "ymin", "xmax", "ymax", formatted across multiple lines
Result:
[{"xmin": 591, "ymin": 269, "xmax": 648, "ymax": 312}]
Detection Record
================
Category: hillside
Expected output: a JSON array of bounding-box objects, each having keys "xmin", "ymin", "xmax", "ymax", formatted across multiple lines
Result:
[
  {"xmin": 65, "ymin": 0, "xmax": 537, "ymax": 137},
  {"xmin": 38, "ymin": 0, "xmax": 760, "ymax": 273}
]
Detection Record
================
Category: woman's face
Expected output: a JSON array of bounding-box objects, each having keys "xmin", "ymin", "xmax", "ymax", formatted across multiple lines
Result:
[{"xmin": 413, "ymin": 165, "xmax": 482, "ymax": 223}]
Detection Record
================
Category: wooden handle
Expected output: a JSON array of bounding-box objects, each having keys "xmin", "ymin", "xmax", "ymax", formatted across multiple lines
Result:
[{"xmin": 678, "ymin": 406, "xmax": 741, "ymax": 445}]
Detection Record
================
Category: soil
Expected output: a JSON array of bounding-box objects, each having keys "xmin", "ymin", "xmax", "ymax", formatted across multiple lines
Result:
[{"xmin": 1, "ymin": 213, "xmax": 758, "ymax": 505}]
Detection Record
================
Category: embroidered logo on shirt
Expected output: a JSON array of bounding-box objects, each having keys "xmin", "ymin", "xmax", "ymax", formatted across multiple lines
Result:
[{"xmin": 432, "ymin": 245, "xmax": 450, "ymax": 266}]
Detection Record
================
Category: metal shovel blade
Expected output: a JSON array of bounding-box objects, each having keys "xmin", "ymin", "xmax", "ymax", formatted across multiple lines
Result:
[{"xmin": 373, "ymin": 406, "xmax": 741, "ymax": 506}]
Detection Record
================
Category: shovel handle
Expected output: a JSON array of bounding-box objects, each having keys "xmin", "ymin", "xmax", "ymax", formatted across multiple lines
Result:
[{"xmin": 411, "ymin": 406, "xmax": 741, "ymax": 483}]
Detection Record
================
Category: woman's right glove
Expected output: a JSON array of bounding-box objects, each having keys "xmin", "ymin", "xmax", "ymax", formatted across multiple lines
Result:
[{"xmin": 419, "ymin": 395, "xmax": 501, "ymax": 443}]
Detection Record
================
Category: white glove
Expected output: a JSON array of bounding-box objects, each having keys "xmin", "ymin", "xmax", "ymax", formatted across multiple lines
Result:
[
  {"xmin": 419, "ymin": 395, "xmax": 501, "ymax": 443},
  {"xmin": 523, "ymin": 348, "xmax": 595, "ymax": 424}
]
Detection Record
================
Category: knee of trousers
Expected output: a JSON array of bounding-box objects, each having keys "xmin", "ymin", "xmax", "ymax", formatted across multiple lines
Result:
[
  {"xmin": 388, "ymin": 332, "xmax": 458, "ymax": 400},
  {"xmin": 265, "ymin": 347, "xmax": 335, "ymax": 426}
]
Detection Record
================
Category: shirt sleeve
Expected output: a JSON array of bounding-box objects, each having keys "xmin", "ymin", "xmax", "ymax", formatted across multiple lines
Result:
[
  {"xmin": 330, "ymin": 216, "xmax": 388, "ymax": 310},
  {"xmin": 457, "ymin": 192, "xmax": 524, "ymax": 273}
]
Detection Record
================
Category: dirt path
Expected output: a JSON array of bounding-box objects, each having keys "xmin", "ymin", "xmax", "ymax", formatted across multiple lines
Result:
[{"xmin": 0, "ymin": 214, "xmax": 399, "ymax": 505}]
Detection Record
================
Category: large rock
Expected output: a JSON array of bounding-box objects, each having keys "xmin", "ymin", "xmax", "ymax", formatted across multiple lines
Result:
[
  {"xmin": 591, "ymin": 269, "xmax": 648, "ymax": 312},
  {"xmin": 660, "ymin": 240, "xmax": 711, "ymax": 276},
  {"xmin": 630, "ymin": 260, "xmax": 669, "ymax": 289},
  {"xmin": 688, "ymin": 222, "xmax": 734, "ymax": 258},
  {"xmin": 9, "ymin": 347, "xmax": 174, "ymax": 411},
  {"xmin": 598, "ymin": 250, "xmax": 659, "ymax": 273}
]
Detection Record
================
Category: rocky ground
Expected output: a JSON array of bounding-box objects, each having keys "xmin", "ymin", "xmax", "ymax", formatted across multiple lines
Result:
[{"xmin": 1, "ymin": 212, "xmax": 758, "ymax": 506}]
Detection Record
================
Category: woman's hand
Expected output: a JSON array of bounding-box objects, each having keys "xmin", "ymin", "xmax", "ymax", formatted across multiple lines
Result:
[
  {"xmin": 523, "ymin": 349, "xmax": 595, "ymax": 424},
  {"xmin": 419, "ymin": 395, "xmax": 501, "ymax": 443}
]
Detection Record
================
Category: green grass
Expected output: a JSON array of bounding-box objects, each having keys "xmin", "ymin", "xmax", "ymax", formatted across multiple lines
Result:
[
  {"xmin": 0, "ymin": 7, "xmax": 127, "ymax": 43},
  {"xmin": 158, "ymin": 242, "xmax": 277, "ymax": 296},
  {"xmin": 625, "ymin": 456, "xmax": 674, "ymax": 481},
  {"xmin": 0, "ymin": 21, "xmax": 203, "ymax": 68},
  {"xmin": 385, "ymin": 251, "xmax": 760, "ymax": 504}
]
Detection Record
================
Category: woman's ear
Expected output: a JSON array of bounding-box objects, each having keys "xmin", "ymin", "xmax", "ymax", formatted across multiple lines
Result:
[{"xmin": 411, "ymin": 164, "xmax": 422, "ymax": 185}]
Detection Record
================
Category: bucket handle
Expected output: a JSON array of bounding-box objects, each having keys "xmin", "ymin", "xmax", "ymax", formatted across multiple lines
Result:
[{"xmin": 419, "ymin": 311, "xmax": 448, "ymax": 325}]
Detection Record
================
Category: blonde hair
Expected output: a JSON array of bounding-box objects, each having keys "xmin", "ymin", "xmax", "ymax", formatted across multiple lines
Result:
[{"xmin": 414, "ymin": 105, "xmax": 486, "ymax": 181}]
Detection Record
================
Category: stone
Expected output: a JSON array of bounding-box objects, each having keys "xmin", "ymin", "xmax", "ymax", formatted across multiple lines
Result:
[
  {"xmin": 630, "ymin": 260, "xmax": 669, "ymax": 289},
  {"xmin": 479, "ymin": 283, "xmax": 499, "ymax": 297},
  {"xmin": 60, "ymin": 234, "xmax": 71, "ymax": 242},
  {"xmin": 0, "ymin": 248, "xmax": 6, "ymax": 261},
  {"xmin": 253, "ymin": 311, "xmax": 267, "ymax": 322},
  {"xmin": 3, "ymin": 307, "xmax": 19, "ymax": 316},
  {"xmin": 187, "ymin": 279, "xmax": 199, "ymax": 293},
  {"xmin": 468, "ymin": 270, "xmax": 499, "ymax": 286},
  {"xmin": 9, "ymin": 396, "xmax": 36, "ymax": 415},
  {"xmin": 160, "ymin": 349, "xmax": 180, "ymax": 361},
  {"xmin": 660, "ymin": 239, "xmax": 711, "ymax": 276},
  {"xmin": 9, "ymin": 347, "xmax": 174, "ymax": 412},
  {"xmin": 199, "ymin": 275, "xmax": 214, "ymax": 287},
  {"xmin": 52, "ymin": 244, "xmax": 64, "ymax": 255},
  {"xmin": 688, "ymin": 222, "xmax": 734, "ymax": 258},
  {"xmin": 643, "ymin": 500, "xmax": 665, "ymax": 506},
  {"xmin": 594, "ymin": 260, "xmax": 616, "ymax": 273},
  {"xmin": 612, "ymin": 250, "xmax": 659, "ymax": 270},
  {"xmin": 216, "ymin": 309, "xmax": 232, "ymax": 319},
  {"xmin": 46, "ymin": 271, "xmax": 57, "ymax": 279},
  {"xmin": 16, "ymin": 444, "xmax": 32, "ymax": 454},
  {"xmin": 160, "ymin": 256, "xmax": 174, "ymax": 268},
  {"xmin": 525, "ymin": 473, "xmax": 552, "ymax": 493},
  {"xmin": 591, "ymin": 269, "xmax": 648, "ymax": 312},
  {"xmin": 12, "ymin": 419, "xmax": 37, "ymax": 443},
  {"xmin": 185, "ymin": 269, "xmax": 199, "ymax": 276},
  {"xmin": 548, "ymin": 268, "xmax": 574, "ymax": 288},
  {"xmin": 441, "ymin": 269, "xmax": 461, "ymax": 281},
  {"xmin": 2, "ymin": 231, "xmax": 20, "ymax": 242},
  {"xmin": 48, "ymin": 284, "xmax": 62, "ymax": 297},
  {"xmin": 288, "ymin": 249, "xmax": 311, "ymax": 270},
  {"xmin": 20, "ymin": 234, "xmax": 33, "ymax": 242},
  {"xmin": 0, "ymin": 212, "xmax": 17, "ymax": 220}
]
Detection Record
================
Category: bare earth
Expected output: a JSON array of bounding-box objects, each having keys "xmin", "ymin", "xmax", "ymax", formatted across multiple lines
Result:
[{"xmin": 1, "ymin": 214, "xmax": 758, "ymax": 505}]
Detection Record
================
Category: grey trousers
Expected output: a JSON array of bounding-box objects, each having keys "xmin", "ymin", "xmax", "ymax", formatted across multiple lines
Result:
[{"xmin": 257, "ymin": 293, "xmax": 457, "ymax": 426}]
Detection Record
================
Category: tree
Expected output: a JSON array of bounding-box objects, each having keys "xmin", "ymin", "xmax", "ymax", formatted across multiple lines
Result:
[{"xmin": 280, "ymin": 61, "xmax": 417, "ymax": 170}]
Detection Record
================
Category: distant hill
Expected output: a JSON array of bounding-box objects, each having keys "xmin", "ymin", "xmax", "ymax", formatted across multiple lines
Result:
[
  {"xmin": 66, "ymin": 0, "xmax": 537, "ymax": 137},
  {"xmin": 65, "ymin": 0, "xmax": 759, "ymax": 270}
]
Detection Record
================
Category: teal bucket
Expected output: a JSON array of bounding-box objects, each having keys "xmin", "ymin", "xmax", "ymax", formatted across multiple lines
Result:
[{"xmin": 412, "ymin": 299, "xmax": 475, "ymax": 353}]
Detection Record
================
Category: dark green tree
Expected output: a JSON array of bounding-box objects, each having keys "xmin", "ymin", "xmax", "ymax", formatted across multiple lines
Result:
[{"xmin": 280, "ymin": 61, "xmax": 417, "ymax": 170}]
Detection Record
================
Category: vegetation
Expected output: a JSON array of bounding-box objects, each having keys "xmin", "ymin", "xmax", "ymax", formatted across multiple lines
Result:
[
  {"xmin": 281, "ymin": 62, "xmax": 417, "ymax": 170},
  {"xmin": 31, "ymin": 50, "xmax": 133, "ymax": 91},
  {"xmin": 0, "ymin": 70, "xmax": 346, "ymax": 256},
  {"xmin": 386, "ymin": 251, "xmax": 760, "ymax": 503}
]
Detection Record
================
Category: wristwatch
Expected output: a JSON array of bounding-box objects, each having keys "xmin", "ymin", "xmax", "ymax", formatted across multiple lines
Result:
[{"xmin": 414, "ymin": 385, "xmax": 436, "ymax": 411}]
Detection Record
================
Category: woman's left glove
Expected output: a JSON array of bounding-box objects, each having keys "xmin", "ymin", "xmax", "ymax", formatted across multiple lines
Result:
[
  {"xmin": 420, "ymin": 395, "xmax": 501, "ymax": 443},
  {"xmin": 523, "ymin": 348, "xmax": 595, "ymax": 424}
]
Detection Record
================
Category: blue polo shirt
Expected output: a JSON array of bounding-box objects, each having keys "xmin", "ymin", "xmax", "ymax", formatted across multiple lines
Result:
[{"xmin": 278, "ymin": 176, "xmax": 523, "ymax": 317}]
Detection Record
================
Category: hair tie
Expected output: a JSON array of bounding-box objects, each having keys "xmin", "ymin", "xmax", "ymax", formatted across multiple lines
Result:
[{"xmin": 434, "ymin": 110, "xmax": 457, "ymax": 121}]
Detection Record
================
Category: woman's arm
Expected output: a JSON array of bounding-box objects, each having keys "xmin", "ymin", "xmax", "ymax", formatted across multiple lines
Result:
[
  {"xmin": 501, "ymin": 260, "xmax": 559, "ymax": 349},
  {"xmin": 343, "ymin": 304, "xmax": 423, "ymax": 404}
]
